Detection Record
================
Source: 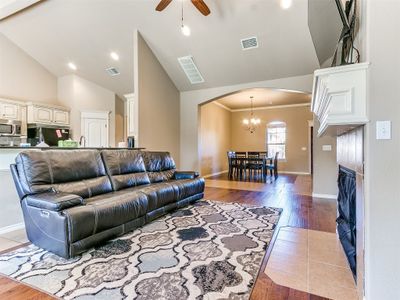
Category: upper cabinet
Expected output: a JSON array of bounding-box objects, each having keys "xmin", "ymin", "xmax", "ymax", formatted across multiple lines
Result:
[
  {"xmin": 311, "ymin": 62, "xmax": 370, "ymax": 137},
  {"xmin": 0, "ymin": 102, "xmax": 20, "ymax": 120},
  {"xmin": 0, "ymin": 99, "xmax": 25, "ymax": 121},
  {"xmin": 27, "ymin": 103, "xmax": 70, "ymax": 126}
]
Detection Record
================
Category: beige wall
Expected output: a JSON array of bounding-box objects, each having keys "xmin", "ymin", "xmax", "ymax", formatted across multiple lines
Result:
[
  {"xmin": 363, "ymin": 1, "xmax": 400, "ymax": 299},
  {"xmin": 57, "ymin": 75, "xmax": 116, "ymax": 146},
  {"xmin": 180, "ymin": 74, "xmax": 314, "ymax": 171},
  {"xmin": 115, "ymin": 95, "xmax": 125, "ymax": 145},
  {"xmin": 199, "ymin": 103, "xmax": 231, "ymax": 176},
  {"xmin": 0, "ymin": 33, "xmax": 58, "ymax": 104},
  {"xmin": 231, "ymin": 105, "xmax": 312, "ymax": 173},
  {"xmin": 312, "ymin": 118, "xmax": 338, "ymax": 196},
  {"xmin": 135, "ymin": 31, "xmax": 180, "ymax": 166}
]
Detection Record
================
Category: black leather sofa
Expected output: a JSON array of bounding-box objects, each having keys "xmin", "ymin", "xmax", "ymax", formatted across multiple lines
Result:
[{"xmin": 10, "ymin": 149, "xmax": 204, "ymax": 258}]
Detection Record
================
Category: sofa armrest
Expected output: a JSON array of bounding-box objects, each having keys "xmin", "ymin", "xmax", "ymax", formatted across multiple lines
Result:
[
  {"xmin": 173, "ymin": 171, "xmax": 200, "ymax": 180},
  {"xmin": 25, "ymin": 192, "xmax": 84, "ymax": 212}
]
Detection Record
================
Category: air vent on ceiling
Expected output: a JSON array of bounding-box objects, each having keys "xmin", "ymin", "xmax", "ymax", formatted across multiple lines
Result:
[
  {"xmin": 241, "ymin": 36, "xmax": 258, "ymax": 50},
  {"xmin": 178, "ymin": 55, "xmax": 205, "ymax": 84},
  {"xmin": 105, "ymin": 67, "xmax": 120, "ymax": 76}
]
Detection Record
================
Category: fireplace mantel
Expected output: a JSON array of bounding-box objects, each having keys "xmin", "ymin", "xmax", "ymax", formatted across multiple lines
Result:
[{"xmin": 311, "ymin": 62, "xmax": 370, "ymax": 137}]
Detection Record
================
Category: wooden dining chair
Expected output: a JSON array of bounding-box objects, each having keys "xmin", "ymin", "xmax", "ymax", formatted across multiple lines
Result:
[
  {"xmin": 234, "ymin": 152, "xmax": 247, "ymax": 179},
  {"xmin": 266, "ymin": 152, "xmax": 279, "ymax": 179},
  {"xmin": 259, "ymin": 151, "xmax": 268, "ymax": 157},
  {"xmin": 247, "ymin": 152, "xmax": 263, "ymax": 181},
  {"xmin": 227, "ymin": 151, "xmax": 236, "ymax": 178}
]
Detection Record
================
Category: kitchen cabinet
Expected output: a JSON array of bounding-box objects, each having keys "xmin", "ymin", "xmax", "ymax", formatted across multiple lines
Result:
[
  {"xmin": 53, "ymin": 109, "xmax": 69, "ymax": 125},
  {"xmin": 0, "ymin": 102, "xmax": 20, "ymax": 120},
  {"xmin": 27, "ymin": 103, "xmax": 70, "ymax": 126}
]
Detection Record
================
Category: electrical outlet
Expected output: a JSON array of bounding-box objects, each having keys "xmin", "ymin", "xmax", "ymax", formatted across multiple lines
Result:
[{"xmin": 376, "ymin": 121, "xmax": 391, "ymax": 140}]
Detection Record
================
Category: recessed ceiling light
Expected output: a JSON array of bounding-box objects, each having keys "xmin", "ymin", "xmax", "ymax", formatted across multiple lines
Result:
[
  {"xmin": 110, "ymin": 52, "xmax": 119, "ymax": 61},
  {"xmin": 68, "ymin": 62, "xmax": 77, "ymax": 71},
  {"xmin": 280, "ymin": 0, "xmax": 292, "ymax": 9}
]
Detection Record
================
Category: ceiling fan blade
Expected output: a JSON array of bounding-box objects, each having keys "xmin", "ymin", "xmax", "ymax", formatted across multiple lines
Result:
[
  {"xmin": 191, "ymin": 0, "xmax": 210, "ymax": 16},
  {"xmin": 155, "ymin": 0, "xmax": 173, "ymax": 12}
]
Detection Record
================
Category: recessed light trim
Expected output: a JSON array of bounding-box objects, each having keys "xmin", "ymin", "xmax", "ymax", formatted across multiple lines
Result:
[
  {"xmin": 110, "ymin": 52, "xmax": 119, "ymax": 61},
  {"xmin": 68, "ymin": 62, "xmax": 77, "ymax": 71}
]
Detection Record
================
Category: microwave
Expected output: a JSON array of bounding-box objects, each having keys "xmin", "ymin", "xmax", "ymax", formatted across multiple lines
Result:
[{"xmin": 0, "ymin": 119, "xmax": 22, "ymax": 136}]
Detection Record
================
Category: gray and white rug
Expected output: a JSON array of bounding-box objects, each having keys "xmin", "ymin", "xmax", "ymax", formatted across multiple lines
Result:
[{"xmin": 0, "ymin": 200, "xmax": 281, "ymax": 300}]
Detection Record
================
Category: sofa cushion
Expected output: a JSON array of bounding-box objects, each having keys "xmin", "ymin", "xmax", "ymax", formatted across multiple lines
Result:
[
  {"xmin": 169, "ymin": 177, "xmax": 205, "ymax": 200},
  {"xmin": 127, "ymin": 182, "xmax": 179, "ymax": 211},
  {"xmin": 65, "ymin": 190, "xmax": 148, "ymax": 242},
  {"xmin": 16, "ymin": 150, "xmax": 112, "ymax": 198},
  {"xmin": 142, "ymin": 151, "xmax": 176, "ymax": 183},
  {"xmin": 101, "ymin": 150, "xmax": 150, "ymax": 190}
]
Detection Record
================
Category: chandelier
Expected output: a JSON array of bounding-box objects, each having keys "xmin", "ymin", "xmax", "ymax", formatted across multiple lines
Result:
[{"xmin": 242, "ymin": 96, "xmax": 261, "ymax": 133}]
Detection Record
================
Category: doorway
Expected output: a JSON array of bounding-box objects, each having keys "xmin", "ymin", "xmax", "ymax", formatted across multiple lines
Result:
[{"xmin": 81, "ymin": 111, "xmax": 110, "ymax": 147}]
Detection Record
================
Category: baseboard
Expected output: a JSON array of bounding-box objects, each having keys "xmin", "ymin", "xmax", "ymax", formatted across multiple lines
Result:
[
  {"xmin": 279, "ymin": 171, "xmax": 311, "ymax": 175},
  {"xmin": 0, "ymin": 222, "xmax": 25, "ymax": 235},
  {"xmin": 312, "ymin": 193, "xmax": 338, "ymax": 199},
  {"xmin": 202, "ymin": 170, "xmax": 228, "ymax": 178}
]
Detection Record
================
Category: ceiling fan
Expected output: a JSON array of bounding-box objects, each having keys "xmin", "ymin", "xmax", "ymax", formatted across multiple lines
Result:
[{"xmin": 156, "ymin": 0, "xmax": 210, "ymax": 16}]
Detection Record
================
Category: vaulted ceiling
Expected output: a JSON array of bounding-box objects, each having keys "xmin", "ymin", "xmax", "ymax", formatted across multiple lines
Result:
[{"xmin": 0, "ymin": 0, "xmax": 322, "ymax": 97}]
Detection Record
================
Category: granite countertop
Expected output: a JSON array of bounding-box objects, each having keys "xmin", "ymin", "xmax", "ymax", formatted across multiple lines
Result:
[{"xmin": 0, "ymin": 146, "xmax": 145, "ymax": 150}]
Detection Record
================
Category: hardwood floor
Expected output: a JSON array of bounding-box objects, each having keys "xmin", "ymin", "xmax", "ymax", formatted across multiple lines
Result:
[
  {"xmin": 204, "ymin": 174, "xmax": 336, "ymax": 300},
  {"xmin": 0, "ymin": 174, "xmax": 336, "ymax": 300}
]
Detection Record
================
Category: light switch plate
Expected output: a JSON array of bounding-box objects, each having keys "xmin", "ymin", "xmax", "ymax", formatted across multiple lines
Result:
[
  {"xmin": 322, "ymin": 145, "xmax": 332, "ymax": 151},
  {"xmin": 376, "ymin": 120, "xmax": 391, "ymax": 140}
]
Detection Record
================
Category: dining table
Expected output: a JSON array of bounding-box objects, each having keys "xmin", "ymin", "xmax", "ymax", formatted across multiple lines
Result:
[{"xmin": 229, "ymin": 156, "xmax": 274, "ymax": 181}]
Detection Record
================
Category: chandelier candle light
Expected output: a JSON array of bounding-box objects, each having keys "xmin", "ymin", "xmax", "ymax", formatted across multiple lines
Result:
[{"xmin": 242, "ymin": 96, "xmax": 261, "ymax": 133}]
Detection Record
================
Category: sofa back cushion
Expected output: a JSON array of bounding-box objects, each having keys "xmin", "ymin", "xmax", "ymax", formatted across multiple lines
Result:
[
  {"xmin": 16, "ymin": 150, "xmax": 112, "ymax": 199},
  {"xmin": 101, "ymin": 150, "xmax": 150, "ymax": 191},
  {"xmin": 141, "ymin": 151, "xmax": 176, "ymax": 183}
]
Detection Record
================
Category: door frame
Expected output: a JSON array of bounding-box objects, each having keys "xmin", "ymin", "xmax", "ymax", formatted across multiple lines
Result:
[{"xmin": 81, "ymin": 111, "xmax": 110, "ymax": 147}]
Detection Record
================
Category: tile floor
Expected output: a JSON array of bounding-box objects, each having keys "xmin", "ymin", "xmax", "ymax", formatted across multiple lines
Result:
[
  {"xmin": 265, "ymin": 226, "xmax": 359, "ymax": 300},
  {"xmin": 0, "ymin": 228, "xmax": 28, "ymax": 252}
]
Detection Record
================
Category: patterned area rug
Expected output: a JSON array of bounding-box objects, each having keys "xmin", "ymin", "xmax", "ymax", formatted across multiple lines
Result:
[{"xmin": 0, "ymin": 200, "xmax": 281, "ymax": 300}]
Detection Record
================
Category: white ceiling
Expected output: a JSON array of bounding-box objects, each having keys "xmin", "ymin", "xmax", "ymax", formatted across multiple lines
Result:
[
  {"xmin": 0, "ymin": 0, "xmax": 320, "ymax": 97},
  {"xmin": 215, "ymin": 88, "xmax": 311, "ymax": 110}
]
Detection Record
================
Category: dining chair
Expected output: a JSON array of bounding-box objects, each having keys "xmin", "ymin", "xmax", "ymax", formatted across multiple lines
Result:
[
  {"xmin": 266, "ymin": 152, "xmax": 279, "ymax": 179},
  {"xmin": 227, "ymin": 151, "xmax": 236, "ymax": 178},
  {"xmin": 247, "ymin": 152, "xmax": 263, "ymax": 181},
  {"xmin": 234, "ymin": 152, "xmax": 247, "ymax": 179},
  {"xmin": 259, "ymin": 151, "xmax": 268, "ymax": 158}
]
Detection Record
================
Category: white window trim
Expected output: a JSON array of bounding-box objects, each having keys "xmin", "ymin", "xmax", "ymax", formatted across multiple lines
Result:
[{"xmin": 266, "ymin": 122, "xmax": 287, "ymax": 160}]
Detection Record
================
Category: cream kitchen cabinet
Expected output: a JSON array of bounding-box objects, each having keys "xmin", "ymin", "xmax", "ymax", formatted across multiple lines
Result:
[
  {"xmin": 53, "ymin": 109, "xmax": 69, "ymax": 125},
  {"xmin": 27, "ymin": 103, "xmax": 70, "ymax": 126},
  {"xmin": 0, "ymin": 102, "xmax": 20, "ymax": 120}
]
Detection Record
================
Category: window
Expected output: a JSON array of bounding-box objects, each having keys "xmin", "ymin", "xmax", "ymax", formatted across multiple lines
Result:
[{"xmin": 267, "ymin": 121, "xmax": 286, "ymax": 159}]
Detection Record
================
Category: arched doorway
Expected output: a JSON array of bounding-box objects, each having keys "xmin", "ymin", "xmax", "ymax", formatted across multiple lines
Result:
[{"xmin": 197, "ymin": 87, "xmax": 313, "ymax": 178}]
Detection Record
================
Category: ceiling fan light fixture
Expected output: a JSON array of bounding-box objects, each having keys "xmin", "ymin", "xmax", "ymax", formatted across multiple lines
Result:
[
  {"xmin": 280, "ymin": 0, "xmax": 293, "ymax": 10},
  {"xmin": 181, "ymin": 24, "xmax": 191, "ymax": 36}
]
